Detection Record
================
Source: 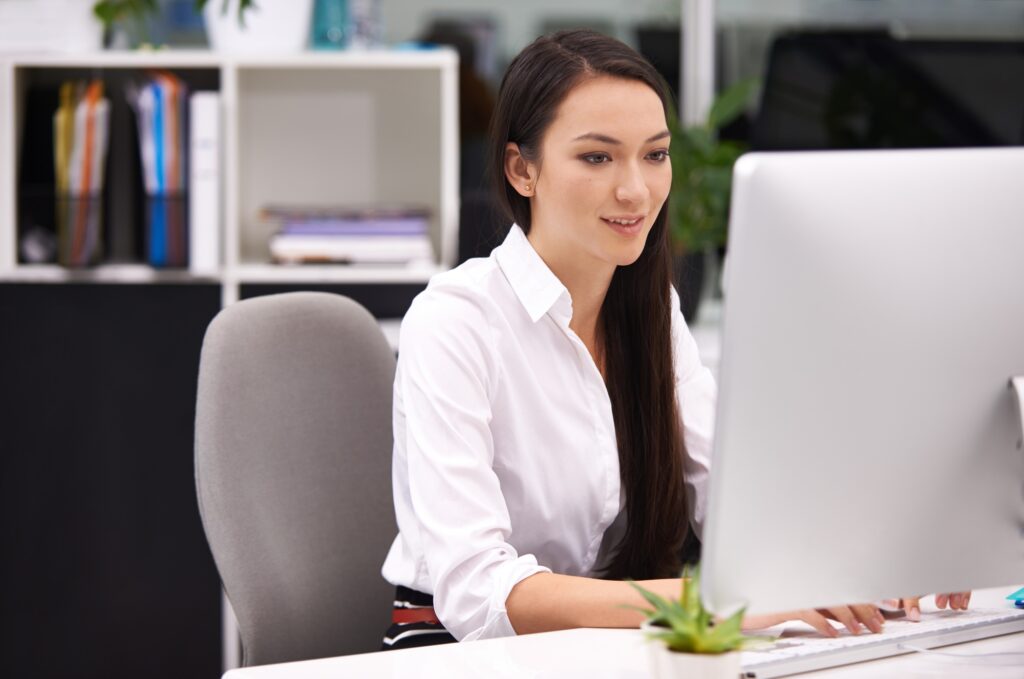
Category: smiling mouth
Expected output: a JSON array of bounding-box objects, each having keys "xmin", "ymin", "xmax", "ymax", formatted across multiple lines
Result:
[{"xmin": 601, "ymin": 216, "xmax": 645, "ymax": 234}]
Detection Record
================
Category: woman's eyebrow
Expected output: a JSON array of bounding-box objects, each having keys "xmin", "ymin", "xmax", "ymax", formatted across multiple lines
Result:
[{"xmin": 572, "ymin": 130, "xmax": 672, "ymax": 144}]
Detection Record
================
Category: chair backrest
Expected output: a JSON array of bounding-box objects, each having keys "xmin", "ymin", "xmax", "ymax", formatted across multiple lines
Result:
[{"xmin": 195, "ymin": 292, "xmax": 397, "ymax": 666}]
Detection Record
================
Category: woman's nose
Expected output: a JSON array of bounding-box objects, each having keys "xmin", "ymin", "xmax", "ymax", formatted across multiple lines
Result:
[{"xmin": 614, "ymin": 164, "xmax": 649, "ymax": 204}]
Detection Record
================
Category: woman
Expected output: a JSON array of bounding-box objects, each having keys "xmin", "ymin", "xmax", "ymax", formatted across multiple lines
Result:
[{"xmin": 380, "ymin": 29, "xmax": 969, "ymax": 650}]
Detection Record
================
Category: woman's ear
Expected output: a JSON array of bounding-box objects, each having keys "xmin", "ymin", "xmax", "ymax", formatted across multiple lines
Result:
[{"xmin": 504, "ymin": 142, "xmax": 536, "ymax": 197}]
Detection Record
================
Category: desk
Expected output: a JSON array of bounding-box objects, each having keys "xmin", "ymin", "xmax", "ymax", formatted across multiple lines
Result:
[{"xmin": 224, "ymin": 588, "xmax": 1023, "ymax": 678}]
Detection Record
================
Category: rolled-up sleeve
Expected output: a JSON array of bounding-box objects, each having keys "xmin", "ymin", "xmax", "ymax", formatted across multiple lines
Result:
[
  {"xmin": 397, "ymin": 284, "xmax": 551, "ymax": 641},
  {"xmin": 669, "ymin": 287, "xmax": 717, "ymax": 538}
]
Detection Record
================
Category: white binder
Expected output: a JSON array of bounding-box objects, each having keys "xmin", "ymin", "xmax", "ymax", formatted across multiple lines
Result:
[{"xmin": 189, "ymin": 91, "xmax": 221, "ymax": 275}]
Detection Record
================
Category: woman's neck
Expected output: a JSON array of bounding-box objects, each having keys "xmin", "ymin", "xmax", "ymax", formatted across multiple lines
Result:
[{"xmin": 526, "ymin": 226, "xmax": 614, "ymax": 365}]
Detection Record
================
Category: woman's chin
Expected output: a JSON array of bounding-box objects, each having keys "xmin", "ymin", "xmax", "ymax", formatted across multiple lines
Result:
[
  {"xmin": 605, "ymin": 233, "xmax": 650, "ymax": 267},
  {"xmin": 608, "ymin": 245, "xmax": 646, "ymax": 268}
]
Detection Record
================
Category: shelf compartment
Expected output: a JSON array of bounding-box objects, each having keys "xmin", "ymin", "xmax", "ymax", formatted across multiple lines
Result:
[
  {"xmin": 233, "ymin": 63, "xmax": 451, "ymax": 269},
  {"xmin": 11, "ymin": 63, "xmax": 221, "ymax": 269}
]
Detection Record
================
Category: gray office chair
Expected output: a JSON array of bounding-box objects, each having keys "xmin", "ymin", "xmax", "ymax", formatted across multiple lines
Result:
[{"xmin": 195, "ymin": 292, "xmax": 397, "ymax": 666}]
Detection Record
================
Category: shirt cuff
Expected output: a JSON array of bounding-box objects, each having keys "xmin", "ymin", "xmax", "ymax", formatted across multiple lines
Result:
[{"xmin": 451, "ymin": 554, "xmax": 552, "ymax": 641}]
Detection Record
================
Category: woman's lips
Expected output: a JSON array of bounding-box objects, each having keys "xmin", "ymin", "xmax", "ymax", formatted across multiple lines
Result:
[{"xmin": 601, "ymin": 216, "xmax": 645, "ymax": 235}]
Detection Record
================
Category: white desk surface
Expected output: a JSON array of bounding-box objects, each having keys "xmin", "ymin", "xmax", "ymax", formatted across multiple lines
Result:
[{"xmin": 224, "ymin": 588, "xmax": 1024, "ymax": 679}]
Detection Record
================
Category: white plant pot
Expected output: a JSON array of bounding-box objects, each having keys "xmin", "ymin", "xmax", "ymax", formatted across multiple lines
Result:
[
  {"xmin": 646, "ymin": 643, "xmax": 741, "ymax": 679},
  {"xmin": 204, "ymin": 0, "xmax": 314, "ymax": 53}
]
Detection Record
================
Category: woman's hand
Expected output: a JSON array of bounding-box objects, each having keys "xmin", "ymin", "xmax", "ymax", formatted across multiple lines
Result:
[
  {"xmin": 742, "ymin": 604, "xmax": 885, "ymax": 637},
  {"xmin": 742, "ymin": 592, "xmax": 975, "ymax": 637},
  {"xmin": 880, "ymin": 592, "xmax": 972, "ymax": 621}
]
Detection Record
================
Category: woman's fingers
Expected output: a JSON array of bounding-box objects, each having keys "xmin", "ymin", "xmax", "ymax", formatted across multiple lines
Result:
[
  {"xmin": 822, "ymin": 606, "xmax": 865, "ymax": 636},
  {"xmin": 900, "ymin": 592, "xmax": 972, "ymax": 619},
  {"xmin": 901, "ymin": 596, "xmax": 922, "ymax": 621},
  {"xmin": 946, "ymin": 591, "xmax": 972, "ymax": 610},
  {"xmin": 800, "ymin": 609, "xmax": 839, "ymax": 637},
  {"xmin": 851, "ymin": 604, "xmax": 884, "ymax": 634},
  {"xmin": 824, "ymin": 605, "xmax": 884, "ymax": 635}
]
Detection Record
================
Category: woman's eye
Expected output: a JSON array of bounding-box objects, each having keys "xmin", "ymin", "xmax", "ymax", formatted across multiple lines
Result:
[
  {"xmin": 647, "ymin": 149, "xmax": 670, "ymax": 162},
  {"xmin": 582, "ymin": 153, "xmax": 611, "ymax": 165}
]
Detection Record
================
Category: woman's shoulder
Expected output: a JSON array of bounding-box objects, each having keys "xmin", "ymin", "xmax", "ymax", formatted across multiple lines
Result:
[{"xmin": 401, "ymin": 256, "xmax": 507, "ymax": 347}]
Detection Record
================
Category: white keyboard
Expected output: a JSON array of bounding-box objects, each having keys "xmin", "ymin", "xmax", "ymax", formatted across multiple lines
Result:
[{"xmin": 740, "ymin": 606, "xmax": 1024, "ymax": 678}]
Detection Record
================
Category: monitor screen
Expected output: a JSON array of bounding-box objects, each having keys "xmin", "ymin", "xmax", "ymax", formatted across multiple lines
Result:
[{"xmin": 702, "ymin": 146, "xmax": 1024, "ymax": 615}]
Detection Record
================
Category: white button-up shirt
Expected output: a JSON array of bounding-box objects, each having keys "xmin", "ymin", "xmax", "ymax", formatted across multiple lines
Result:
[{"xmin": 381, "ymin": 224, "xmax": 716, "ymax": 641}]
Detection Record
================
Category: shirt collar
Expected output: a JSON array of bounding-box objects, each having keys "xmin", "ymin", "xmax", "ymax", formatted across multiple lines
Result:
[{"xmin": 495, "ymin": 224, "xmax": 573, "ymax": 325}]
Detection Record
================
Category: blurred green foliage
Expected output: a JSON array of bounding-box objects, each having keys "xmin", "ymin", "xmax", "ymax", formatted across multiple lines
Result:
[
  {"xmin": 668, "ymin": 78, "xmax": 759, "ymax": 254},
  {"xmin": 93, "ymin": 0, "xmax": 256, "ymax": 31}
]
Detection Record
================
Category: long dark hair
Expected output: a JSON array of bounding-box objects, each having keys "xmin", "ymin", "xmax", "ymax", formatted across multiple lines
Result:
[{"xmin": 488, "ymin": 30, "xmax": 689, "ymax": 580}]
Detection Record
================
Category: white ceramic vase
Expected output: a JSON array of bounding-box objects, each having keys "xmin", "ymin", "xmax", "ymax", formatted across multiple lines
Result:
[
  {"xmin": 646, "ymin": 641, "xmax": 741, "ymax": 679},
  {"xmin": 204, "ymin": 0, "xmax": 314, "ymax": 53}
]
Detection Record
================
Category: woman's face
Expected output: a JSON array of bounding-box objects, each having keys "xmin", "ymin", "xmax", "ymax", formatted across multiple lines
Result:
[{"xmin": 525, "ymin": 75, "xmax": 672, "ymax": 271}]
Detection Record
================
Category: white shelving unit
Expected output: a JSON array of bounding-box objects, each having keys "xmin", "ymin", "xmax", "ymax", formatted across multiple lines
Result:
[
  {"xmin": 0, "ymin": 49, "xmax": 460, "ymax": 308},
  {"xmin": 0, "ymin": 50, "xmax": 457, "ymax": 672}
]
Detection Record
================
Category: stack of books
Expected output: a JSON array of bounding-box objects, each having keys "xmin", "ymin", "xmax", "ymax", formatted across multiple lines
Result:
[{"xmin": 265, "ymin": 206, "xmax": 433, "ymax": 265}]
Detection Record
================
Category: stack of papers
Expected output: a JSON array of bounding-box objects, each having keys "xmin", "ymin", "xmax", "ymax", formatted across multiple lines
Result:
[{"xmin": 265, "ymin": 205, "xmax": 434, "ymax": 265}]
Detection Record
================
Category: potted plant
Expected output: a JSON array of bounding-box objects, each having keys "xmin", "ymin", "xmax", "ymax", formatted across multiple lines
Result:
[
  {"xmin": 629, "ymin": 565, "xmax": 770, "ymax": 679},
  {"xmin": 199, "ymin": 0, "xmax": 314, "ymax": 53},
  {"xmin": 92, "ymin": 0, "xmax": 159, "ymax": 48},
  {"xmin": 93, "ymin": 1, "xmax": 313, "ymax": 53},
  {"xmin": 668, "ymin": 78, "xmax": 758, "ymax": 322}
]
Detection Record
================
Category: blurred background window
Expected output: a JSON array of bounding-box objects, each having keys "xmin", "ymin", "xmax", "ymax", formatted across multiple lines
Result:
[
  {"xmin": 76, "ymin": 0, "xmax": 1024, "ymax": 260},
  {"xmin": 116, "ymin": 1, "xmax": 1024, "ymax": 152},
  {"xmin": 716, "ymin": 0, "xmax": 1024, "ymax": 150}
]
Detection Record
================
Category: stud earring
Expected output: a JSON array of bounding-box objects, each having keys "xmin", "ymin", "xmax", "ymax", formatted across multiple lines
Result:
[{"xmin": 525, "ymin": 184, "xmax": 531, "ymax": 192}]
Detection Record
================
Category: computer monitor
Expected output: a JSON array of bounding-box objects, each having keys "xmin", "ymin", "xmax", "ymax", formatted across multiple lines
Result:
[{"xmin": 701, "ymin": 147, "xmax": 1024, "ymax": 616}]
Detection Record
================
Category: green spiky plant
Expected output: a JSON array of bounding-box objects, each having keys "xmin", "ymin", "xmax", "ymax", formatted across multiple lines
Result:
[
  {"xmin": 629, "ymin": 565, "xmax": 771, "ymax": 654},
  {"xmin": 92, "ymin": 0, "xmax": 158, "ymax": 41},
  {"xmin": 667, "ymin": 78, "xmax": 759, "ymax": 255},
  {"xmin": 193, "ymin": 0, "xmax": 257, "ymax": 27},
  {"xmin": 93, "ymin": 0, "xmax": 257, "ymax": 34}
]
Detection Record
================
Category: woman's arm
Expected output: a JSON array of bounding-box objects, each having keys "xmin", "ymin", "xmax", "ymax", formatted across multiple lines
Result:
[
  {"xmin": 395, "ymin": 283, "xmax": 553, "ymax": 641},
  {"xmin": 506, "ymin": 572, "xmax": 681, "ymax": 633},
  {"xmin": 507, "ymin": 572, "xmax": 890, "ymax": 637}
]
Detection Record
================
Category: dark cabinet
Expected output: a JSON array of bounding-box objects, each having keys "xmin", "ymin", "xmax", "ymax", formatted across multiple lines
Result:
[{"xmin": 0, "ymin": 283, "xmax": 222, "ymax": 679}]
